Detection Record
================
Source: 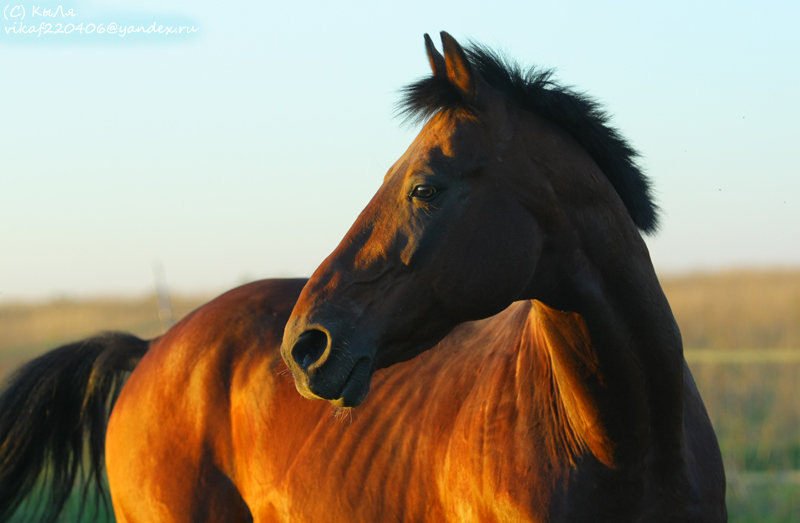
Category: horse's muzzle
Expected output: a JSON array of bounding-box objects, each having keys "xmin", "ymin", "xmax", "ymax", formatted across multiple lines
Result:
[{"xmin": 283, "ymin": 328, "xmax": 374, "ymax": 407}]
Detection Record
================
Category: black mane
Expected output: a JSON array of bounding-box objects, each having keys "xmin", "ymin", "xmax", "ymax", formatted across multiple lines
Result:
[{"xmin": 398, "ymin": 44, "xmax": 659, "ymax": 233}]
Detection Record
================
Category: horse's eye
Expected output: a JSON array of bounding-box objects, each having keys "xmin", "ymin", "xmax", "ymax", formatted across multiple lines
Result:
[{"xmin": 410, "ymin": 184, "xmax": 437, "ymax": 201}]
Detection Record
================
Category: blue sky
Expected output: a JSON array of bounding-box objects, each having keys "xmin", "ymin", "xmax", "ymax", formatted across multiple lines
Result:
[{"xmin": 1, "ymin": 0, "xmax": 798, "ymax": 301}]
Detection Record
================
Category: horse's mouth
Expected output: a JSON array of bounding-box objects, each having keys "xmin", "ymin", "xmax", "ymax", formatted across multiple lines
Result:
[
  {"xmin": 330, "ymin": 357, "xmax": 372, "ymax": 408},
  {"xmin": 298, "ymin": 356, "xmax": 373, "ymax": 408}
]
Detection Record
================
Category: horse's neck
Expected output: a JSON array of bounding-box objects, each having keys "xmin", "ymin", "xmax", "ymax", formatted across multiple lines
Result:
[
  {"xmin": 524, "ymin": 253, "xmax": 685, "ymax": 471},
  {"xmin": 520, "ymin": 301, "xmax": 615, "ymax": 467}
]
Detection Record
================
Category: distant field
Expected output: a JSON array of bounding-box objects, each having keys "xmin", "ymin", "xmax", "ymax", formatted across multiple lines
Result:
[
  {"xmin": 2, "ymin": 270, "xmax": 799, "ymax": 521},
  {"xmin": 661, "ymin": 269, "xmax": 800, "ymax": 349},
  {"xmin": 0, "ymin": 294, "xmax": 208, "ymax": 379}
]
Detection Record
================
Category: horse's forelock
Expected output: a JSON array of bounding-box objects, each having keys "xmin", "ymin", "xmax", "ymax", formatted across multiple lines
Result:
[{"xmin": 397, "ymin": 42, "xmax": 659, "ymax": 234}]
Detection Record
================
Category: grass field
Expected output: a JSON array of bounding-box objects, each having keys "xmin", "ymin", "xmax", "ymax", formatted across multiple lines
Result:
[
  {"xmin": 688, "ymin": 353, "xmax": 800, "ymax": 521},
  {"xmin": 2, "ymin": 270, "xmax": 799, "ymax": 521}
]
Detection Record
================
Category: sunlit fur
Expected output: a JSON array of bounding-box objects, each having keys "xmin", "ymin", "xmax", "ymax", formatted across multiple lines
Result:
[{"xmin": 0, "ymin": 33, "xmax": 725, "ymax": 522}]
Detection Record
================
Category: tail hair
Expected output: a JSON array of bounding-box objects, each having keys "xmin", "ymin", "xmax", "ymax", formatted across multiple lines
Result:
[{"xmin": 0, "ymin": 332, "xmax": 149, "ymax": 522}]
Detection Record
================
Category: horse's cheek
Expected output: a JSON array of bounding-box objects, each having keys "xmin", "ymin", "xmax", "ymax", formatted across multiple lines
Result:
[{"xmin": 435, "ymin": 209, "xmax": 539, "ymax": 319}]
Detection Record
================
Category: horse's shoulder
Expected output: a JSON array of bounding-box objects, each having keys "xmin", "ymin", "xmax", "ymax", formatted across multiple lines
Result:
[{"xmin": 119, "ymin": 279, "xmax": 304, "ymax": 416}]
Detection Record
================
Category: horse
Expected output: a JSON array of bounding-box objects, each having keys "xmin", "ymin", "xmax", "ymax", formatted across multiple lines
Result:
[{"xmin": 0, "ymin": 32, "xmax": 726, "ymax": 521}]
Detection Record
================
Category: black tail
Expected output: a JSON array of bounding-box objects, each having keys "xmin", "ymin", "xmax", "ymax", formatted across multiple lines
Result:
[{"xmin": 0, "ymin": 332, "xmax": 149, "ymax": 522}]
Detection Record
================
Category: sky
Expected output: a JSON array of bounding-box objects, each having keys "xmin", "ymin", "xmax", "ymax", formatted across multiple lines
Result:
[{"xmin": 1, "ymin": 0, "xmax": 798, "ymax": 302}]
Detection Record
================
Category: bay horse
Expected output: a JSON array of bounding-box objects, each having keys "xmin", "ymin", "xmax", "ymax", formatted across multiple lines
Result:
[{"xmin": 0, "ymin": 33, "xmax": 726, "ymax": 521}]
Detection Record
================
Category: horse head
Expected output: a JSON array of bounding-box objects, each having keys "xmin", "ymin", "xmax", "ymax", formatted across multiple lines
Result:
[{"xmin": 280, "ymin": 32, "xmax": 656, "ymax": 407}]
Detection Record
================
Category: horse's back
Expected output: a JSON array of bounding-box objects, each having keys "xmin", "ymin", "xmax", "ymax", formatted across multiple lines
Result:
[{"xmin": 106, "ymin": 278, "xmax": 307, "ymax": 522}]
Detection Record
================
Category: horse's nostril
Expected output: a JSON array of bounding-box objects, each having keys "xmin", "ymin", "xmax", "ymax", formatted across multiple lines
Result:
[{"xmin": 291, "ymin": 329, "xmax": 329, "ymax": 370}]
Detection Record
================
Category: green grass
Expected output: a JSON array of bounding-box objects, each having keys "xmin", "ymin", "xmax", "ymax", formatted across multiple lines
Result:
[
  {"xmin": 687, "ymin": 354, "xmax": 800, "ymax": 521},
  {"xmin": 726, "ymin": 472, "xmax": 800, "ymax": 522},
  {"xmin": 8, "ymin": 481, "xmax": 114, "ymax": 522}
]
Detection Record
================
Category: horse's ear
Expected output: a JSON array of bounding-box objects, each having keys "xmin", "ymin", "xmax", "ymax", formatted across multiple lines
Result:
[
  {"xmin": 424, "ymin": 33, "xmax": 446, "ymax": 77},
  {"xmin": 440, "ymin": 31, "xmax": 476, "ymax": 102}
]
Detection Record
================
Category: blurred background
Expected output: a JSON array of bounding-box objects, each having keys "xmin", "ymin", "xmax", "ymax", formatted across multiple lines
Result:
[{"xmin": 2, "ymin": 0, "xmax": 798, "ymax": 520}]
